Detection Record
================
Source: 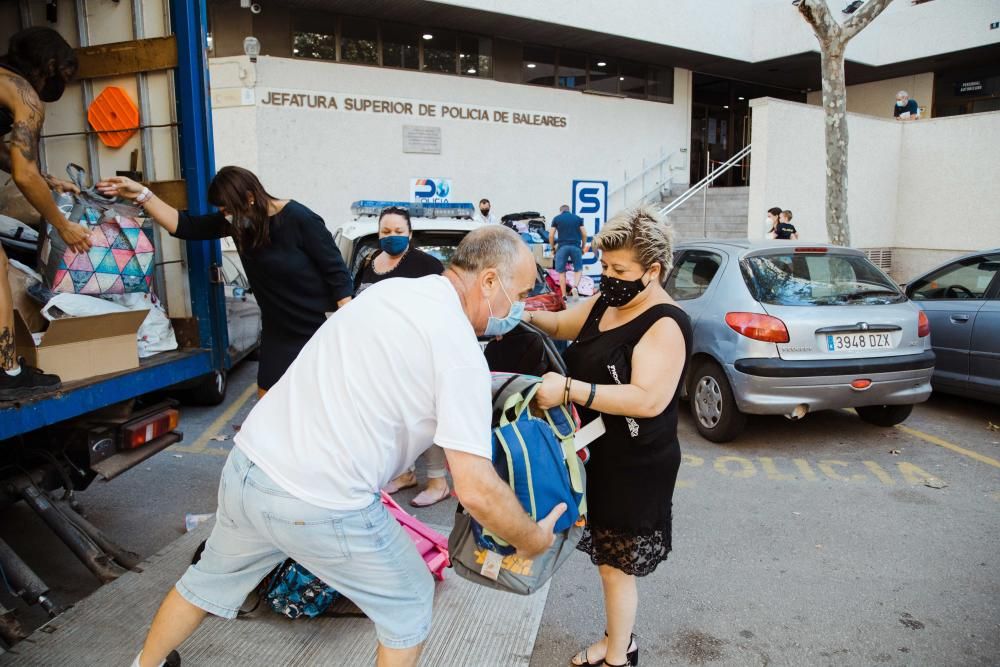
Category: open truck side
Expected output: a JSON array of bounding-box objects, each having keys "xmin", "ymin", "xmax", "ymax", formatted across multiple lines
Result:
[{"xmin": 0, "ymin": 0, "xmax": 226, "ymax": 645}]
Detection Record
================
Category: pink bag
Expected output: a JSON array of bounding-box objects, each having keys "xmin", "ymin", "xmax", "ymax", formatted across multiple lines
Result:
[{"xmin": 380, "ymin": 491, "xmax": 450, "ymax": 580}]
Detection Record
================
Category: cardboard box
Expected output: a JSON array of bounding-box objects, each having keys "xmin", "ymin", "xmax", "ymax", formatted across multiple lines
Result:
[{"xmin": 13, "ymin": 309, "xmax": 147, "ymax": 383}]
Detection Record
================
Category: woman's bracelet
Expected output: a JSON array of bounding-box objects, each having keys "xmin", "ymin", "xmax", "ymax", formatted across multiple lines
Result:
[
  {"xmin": 584, "ymin": 383, "xmax": 597, "ymax": 409},
  {"xmin": 135, "ymin": 187, "xmax": 153, "ymax": 205},
  {"xmin": 563, "ymin": 376, "xmax": 572, "ymax": 406}
]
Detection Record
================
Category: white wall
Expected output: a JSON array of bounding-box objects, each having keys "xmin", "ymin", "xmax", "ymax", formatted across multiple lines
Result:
[
  {"xmin": 440, "ymin": 0, "xmax": 999, "ymax": 67},
  {"xmin": 209, "ymin": 56, "xmax": 692, "ymax": 229},
  {"xmin": 806, "ymin": 73, "xmax": 935, "ymax": 119},
  {"xmin": 748, "ymin": 98, "xmax": 1000, "ymax": 280}
]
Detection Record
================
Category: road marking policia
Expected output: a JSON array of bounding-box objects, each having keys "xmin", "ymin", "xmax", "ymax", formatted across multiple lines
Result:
[{"xmin": 679, "ymin": 454, "xmax": 944, "ymax": 487}]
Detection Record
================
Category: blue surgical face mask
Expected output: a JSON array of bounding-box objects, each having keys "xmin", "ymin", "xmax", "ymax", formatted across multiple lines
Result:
[
  {"xmin": 379, "ymin": 235, "xmax": 410, "ymax": 256},
  {"xmin": 483, "ymin": 280, "xmax": 525, "ymax": 337}
]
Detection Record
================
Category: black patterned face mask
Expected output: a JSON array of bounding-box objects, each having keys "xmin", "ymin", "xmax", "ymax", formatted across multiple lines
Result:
[{"xmin": 598, "ymin": 270, "xmax": 649, "ymax": 308}]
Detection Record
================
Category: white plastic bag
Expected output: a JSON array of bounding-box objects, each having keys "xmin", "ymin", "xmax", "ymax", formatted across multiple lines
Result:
[
  {"xmin": 106, "ymin": 293, "xmax": 178, "ymax": 358},
  {"xmin": 41, "ymin": 292, "xmax": 128, "ymax": 321}
]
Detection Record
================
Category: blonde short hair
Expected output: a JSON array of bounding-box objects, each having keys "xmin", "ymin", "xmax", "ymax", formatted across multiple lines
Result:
[{"xmin": 594, "ymin": 205, "xmax": 674, "ymax": 285}]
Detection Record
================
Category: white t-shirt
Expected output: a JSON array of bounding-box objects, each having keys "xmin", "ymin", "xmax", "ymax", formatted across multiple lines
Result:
[
  {"xmin": 235, "ymin": 275, "xmax": 492, "ymax": 510},
  {"xmin": 474, "ymin": 211, "xmax": 497, "ymax": 225}
]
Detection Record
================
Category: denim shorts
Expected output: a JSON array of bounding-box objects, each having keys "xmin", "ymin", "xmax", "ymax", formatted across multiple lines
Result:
[
  {"xmin": 177, "ymin": 447, "xmax": 434, "ymax": 649},
  {"xmin": 554, "ymin": 244, "xmax": 583, "ymax": 272}
]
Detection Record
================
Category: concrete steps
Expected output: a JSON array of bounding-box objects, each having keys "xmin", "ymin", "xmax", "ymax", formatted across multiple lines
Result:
[{"xmin": 660, "ymin": 186, "xmax": 750, "ymax": 240}]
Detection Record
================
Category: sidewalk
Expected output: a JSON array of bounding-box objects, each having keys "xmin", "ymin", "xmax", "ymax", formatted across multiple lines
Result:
[{"xmin": 0, "ymin": 520, "xmax": 549, "ymax": 666}]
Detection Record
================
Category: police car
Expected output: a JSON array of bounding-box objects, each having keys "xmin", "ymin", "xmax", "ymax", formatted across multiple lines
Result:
[{"xmin": 333, "ymin": 200, "xmax": 565, "ymax": 312}]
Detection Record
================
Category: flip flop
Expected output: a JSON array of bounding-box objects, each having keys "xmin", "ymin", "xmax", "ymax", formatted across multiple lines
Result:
[
  {"xmin": 409, "ymin": 486, "xmax": 452, "ymax": 508},
  {"xmin": 383, "ymin": 474, "xmax": 417, "ymax": 495}
]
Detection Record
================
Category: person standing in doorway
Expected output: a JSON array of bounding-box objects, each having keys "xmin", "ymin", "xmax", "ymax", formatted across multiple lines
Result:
[
  {"xmin": 549, "ymin": 204, "xmax": 587, "ymax": 298},
  {"xmin": 893, "ymin": 91, "xmax": 920, "ymax": 121},
  {"xmin": 473, "ymin": 198, "xmax": 497, "ymax": 225}
]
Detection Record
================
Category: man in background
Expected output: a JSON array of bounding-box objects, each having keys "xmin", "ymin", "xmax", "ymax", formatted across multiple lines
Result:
[
  {"xmin": 549, "ymin": 204, "xmax": 587, "ymax": 298},
  {"xmin": 893, "ymin": 90, "xmax": 920, "ymax": 121},
  {"xmin": 474, "ymin": 198, "xmax": 497, "ymax": 225}
]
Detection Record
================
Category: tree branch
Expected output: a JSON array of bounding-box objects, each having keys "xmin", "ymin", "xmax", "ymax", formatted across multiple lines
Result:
[
  {"xmin": 842, "ymin": 0, "xmax": 895, "ymax": 41},
  {"xmin": 797, "ymin": 0, "xmax": 841, "ymax": 42}
]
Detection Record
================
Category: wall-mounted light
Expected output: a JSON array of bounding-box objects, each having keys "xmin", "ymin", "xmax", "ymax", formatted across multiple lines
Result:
[
  {"xmin": 723, "ymin": 105, "xmax": 729, "ymax": 109},
  {"xmin": 422, "ymin": 33, "xmax": 433, "ymax": 40},
  {"xmin": 619, "ymin": 76, "xmax": 625, "ymax": 81},
  {"xmin": 526, "ymin": 63, "xmax": 537, "ymax": 69},
  {"xmin": 596, "ymin": 61, "xmax": 607, "ymax": 67},
  {"xmin": 738, "ymin": 96, "xmax": 745, "ymax": 100},
  {"xmin": 243, "ymin": 36, "xmax": 261, "ymax": 63},
  {"xmin": 467, "ymin": 68, "xmax": 477, "ymax": 74}
]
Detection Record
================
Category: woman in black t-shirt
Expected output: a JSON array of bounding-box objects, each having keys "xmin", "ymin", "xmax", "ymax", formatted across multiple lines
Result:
[
  {"xmin": 97, "ymin": 167, "xmax": 354, "ymax": 396},
  {"xmin": 355, "ymin": 207, "xmax": 450, "ymax": 507},
  {"xmin": 354, "ymin": 206, "xmax": 444, "ymax": 295}
]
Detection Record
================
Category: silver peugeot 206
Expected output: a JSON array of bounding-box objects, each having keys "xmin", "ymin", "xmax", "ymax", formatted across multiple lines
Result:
[{"xmin": 665, "ymin": 240, "xmax": 935, "ymax": 442}]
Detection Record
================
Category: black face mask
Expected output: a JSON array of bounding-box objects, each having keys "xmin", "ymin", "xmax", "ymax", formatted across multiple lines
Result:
[
  {"xmin": 38, "ymin": 75, "xmax": 66, "ymax": 102},
  {"xmin": 599, "ymin": 270, "xmax": 649, "ymax": 308}
]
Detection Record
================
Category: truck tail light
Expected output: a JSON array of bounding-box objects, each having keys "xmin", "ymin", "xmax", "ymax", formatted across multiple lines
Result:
[
  {"xmin": 122, "ymin": 408, "xmax": 180, "ymax": 450},
  {"xmin": 917, "ymin": 310, "xmax": 930, "ymax": 337},
  {"xmin": 725, "ymin": 312, "xmax": 790, "ymax": 343}
]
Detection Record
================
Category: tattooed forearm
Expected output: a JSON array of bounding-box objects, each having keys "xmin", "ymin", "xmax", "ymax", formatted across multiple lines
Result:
[
  {"xmin": 10, "ymin": 121, "xmax": 38, "ymax": 164},
  {"xmin": 0, "ymin": 140, "xmax": 11, "ymax": 173},
  {"xmin": 0, "ymin": 327, "xmax": 14, "ymax": 371}
]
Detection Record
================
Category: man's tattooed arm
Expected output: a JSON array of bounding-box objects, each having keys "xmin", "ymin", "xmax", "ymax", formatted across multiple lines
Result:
[{"xmin": 0, "ymin": 326, "xmax": 15, "ymax": 372}]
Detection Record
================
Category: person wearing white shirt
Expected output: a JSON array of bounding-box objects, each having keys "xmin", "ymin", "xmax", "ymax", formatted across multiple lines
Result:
[
  {"xmin": 473, "ymin": 197, "xmax": 498, "ymax": 224},
  {"xmin": 131, "ymin": 226, "xmax": 566, "ymax": 667}
]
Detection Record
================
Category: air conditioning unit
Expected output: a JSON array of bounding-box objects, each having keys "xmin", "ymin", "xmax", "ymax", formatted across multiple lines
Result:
[{"xmin": 862, "ymin": 248, "xmax": 893, "ymax": 272}]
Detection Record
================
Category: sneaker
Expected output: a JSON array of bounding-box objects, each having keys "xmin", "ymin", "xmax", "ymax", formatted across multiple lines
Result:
[
  {"xmin": 0, "ymin": 360, "xmax": 61, "ymax": 401},
  {"xmin": 165, "ymin": 651, "xmax": 181, "ymax": 666}
]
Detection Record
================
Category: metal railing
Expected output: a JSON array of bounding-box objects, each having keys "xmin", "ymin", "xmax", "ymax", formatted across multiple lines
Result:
[
  {"xmin": 608, "ymin": 148, "xmax": 678, "ymax": 211},
  {"xmin": 660, "ymin": 144, "xmax": 750, "ymax": 216}
]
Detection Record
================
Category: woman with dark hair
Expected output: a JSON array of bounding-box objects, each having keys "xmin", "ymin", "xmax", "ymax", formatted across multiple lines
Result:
[
  {"xmin": 355, "ymin": 207, "xmax": 451, "ymax": 507},
  {"xmin": 97, "ymin": 167, "xmax": 353, "ymax": 394}
]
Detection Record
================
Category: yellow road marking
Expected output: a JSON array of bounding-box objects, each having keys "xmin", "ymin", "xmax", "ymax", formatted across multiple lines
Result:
[
  {"xmin": 895, "ymin": 424, "xmax": 1000, "ymax": 471},
  {"xmin": 173, "ymin": 382, "xmax": 257, "ymax": 454}
]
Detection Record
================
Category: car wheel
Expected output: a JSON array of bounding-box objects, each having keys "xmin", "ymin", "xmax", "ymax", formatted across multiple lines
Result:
[
  {"xmin": 186, "ymin": 369, "xmax": 228, "ymax": 406},
  {"xmin": 689, "ymin": 361, "xmax": 746, "ymax": 443},
  {"xmin": 856, "ymin": 404, "xmax": 913, "ymax": 427}
]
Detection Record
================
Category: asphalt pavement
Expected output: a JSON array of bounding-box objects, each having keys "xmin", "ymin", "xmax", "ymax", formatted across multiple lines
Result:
[{"xmin": 1, "ymin": 359, "xmax": 998, "ymax": 666}]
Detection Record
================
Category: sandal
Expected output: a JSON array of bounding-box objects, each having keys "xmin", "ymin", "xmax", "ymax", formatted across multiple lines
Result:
[
  {"xmin": 409, "ymin": 485, "xmax": 451, "ymax": 507},
  {"xmin": 383, "ymin": 472, "xmax": 417, "ymax": 494},
  {"xmin": 571, "ymin": 633, "xmax": 637, "ymax": 667}
]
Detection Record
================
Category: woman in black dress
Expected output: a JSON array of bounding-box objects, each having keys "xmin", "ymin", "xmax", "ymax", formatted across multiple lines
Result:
[
  {"xmin": 97, "ymin": 167, "xmax": 354, "ymax": 396},
  {"xmin": 355, "ymin": 206, "xmax": 451, "ymax": 507},
  {"xmin": 524, "ymin": 206, "xmax": 690, "ymax": 667}
]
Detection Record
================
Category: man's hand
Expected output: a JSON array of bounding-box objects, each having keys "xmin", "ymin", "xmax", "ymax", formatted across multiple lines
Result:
[
  {"xmin": 44, "ymin": 174, "xmax": 80, "ymax": 194},
  {"xmin": 55, "ymin": 222, "xmax": 92, "ymax": 253},
  {"xmin": 517, "ymin": 503, "xmax": 567, "ymax": 559}
]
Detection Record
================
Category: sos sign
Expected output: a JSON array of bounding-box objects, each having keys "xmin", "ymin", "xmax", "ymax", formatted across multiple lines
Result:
[{"xmin": 572, "ymin": 180, "xmax": 608, "ymax": 276}]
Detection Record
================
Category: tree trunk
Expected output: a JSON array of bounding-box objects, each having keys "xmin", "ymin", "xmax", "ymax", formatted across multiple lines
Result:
[{"xmin": 821, "ymin": 43, "xmax": 850, "ymax": 247}]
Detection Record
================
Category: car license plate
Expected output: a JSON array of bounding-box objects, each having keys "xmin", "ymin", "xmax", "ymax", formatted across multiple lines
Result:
[{"xmin": 826, "ymin": 332, "xmax": 894, "ymax": 352}]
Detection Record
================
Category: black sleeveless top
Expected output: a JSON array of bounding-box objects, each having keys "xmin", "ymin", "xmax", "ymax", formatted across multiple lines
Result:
[{"xmin": 565, "ymin": 299, "xmax": 692, "ymax": 451}]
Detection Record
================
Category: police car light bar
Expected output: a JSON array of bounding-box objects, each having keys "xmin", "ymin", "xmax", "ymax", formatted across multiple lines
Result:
[{"xmin": 350, "ymin": 200, "xmax": 476, "ymax": 219}]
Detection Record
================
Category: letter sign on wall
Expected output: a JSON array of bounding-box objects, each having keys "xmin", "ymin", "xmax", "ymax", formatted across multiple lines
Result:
[{"xmin": 572, "ymin": 180, "xmax": 608, "ymax": 277}]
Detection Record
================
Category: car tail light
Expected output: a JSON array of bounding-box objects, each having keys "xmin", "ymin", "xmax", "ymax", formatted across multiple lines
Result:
[
  {"xmin": 725, "ymin": 312, "xmax": 790, "ymax": 343},
  {"xmin": 851, "ymin": 379, "xmax": 872, "ymax": 390},
  {"xmin": 122, "ymin": 408, "xmax": 180, "ymax": 450},
  {"xmin": 917, "ymin": 310, "xmax": 930, "ymax": 337}
]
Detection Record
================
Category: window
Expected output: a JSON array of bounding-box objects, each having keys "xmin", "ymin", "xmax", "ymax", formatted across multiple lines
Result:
[
  {"xmin": 908, "ymin": 256, "xmax": 1000, "ymax": 300},
  {"xmin": 422, "ymin": 29, "xmax": 457, "ymax": 73},
  {"xmin": 557, "ymin": 50, "xmax": 587, "ymax": 90},
  {"xmin": 523, "ymin": 45, "xmax": 555, "ymax": 86},
  {"xmin": 382, "ymin": 22, "xmax": 419, "ymax": 70},
  {"xmin": 648, "ymin": 67, "xmax": 674, "ymax": 102},
  {"xmin": 341, "ymin": 16, "xmax": 378, "ymax": 64},
  {"xmin": 666, "ymin": 251, "xmax": 722, "ymax": 300},
  {"xmin": 743, "ymin": 253, "xmax": 904, "ymax": 306},
  {"xmin": 459, "ymin": 35, "xmax": 492, "ymax": 78},
  {"xmin": 619, "ymin": 61, "xmax": 647, "ymax": 99},
  {"xmin": 588, "ymin": 57, "xmax": 619, "ymax": 94},
  {"xmin": 293, "ymin": 31, "xmax": 337, "ymax": 61}
]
